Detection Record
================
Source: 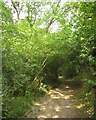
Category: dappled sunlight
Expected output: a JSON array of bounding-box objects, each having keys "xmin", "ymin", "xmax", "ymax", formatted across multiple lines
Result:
[
  {"xmin": 48, "ymin": 89, "xmax": 64, "ymax": 99},
  {"xmin": 35, "ymin": 103, "xmax": 41, "ymax": 106},
  {"xmin": 50, "ymin": 95, "xmax": 60, "ymax": 99},
  {"xmin": 43, "ymin": 102, "xmax": 47, "ymax": 105},
  {"xmin": 48, "ymin": 89, "xmax": 74, "ymax": 100},
  {"xmin": 3, "ymin": 0, "xmax": 94, "ymax": 118},
  {"xmin": 27, "ymin": 83, "xmax": 92, "ymax": 118},
  {"xmin": 76, "ymin": 104, "xmax": 85, "ymax": 109},
  {"xmin": 65, "ymin": 105, "xmax": 71, "ymax": 108},
  {"xmin": 38, "ymin": 115, "xmax": 47, "ymax": 118},
  {"xmin": 49, "ymin": 90, "xmax": 74, "ymax": 100},
  {"xmin": 65, "ymin": 86, "xmax": 70, "ymax": 89},
  {"xmin": 54, "ymin": 105, "xmax": 61, "ymax": 112},
  {"xmin": 48, "ymin": 89, "xmax": 63, "ymax": 95},
  {"xmin": 40, "ymin": 106, "xmax": 46, "ymax": 111},
  {"xmin": 55, "ymin": 88, "xmax": 64, "ymax": 93},
  {"xmin": 69, "ymin": 90, "xmax": 74, "ymax": 92},
  {"xmin": 62, "ymin": 94, "xmax": 74, "ymax": 100},
  {"xmin": 29, "ymin": 84, "xmax": 77, "ymax": 118},
  {"xmin": 86, "ymin": 108, "xmax": 94, "ymax": 116},
  {"xmin": 52, "ymin": 115, "xmax": 59, "ymax": 118}
]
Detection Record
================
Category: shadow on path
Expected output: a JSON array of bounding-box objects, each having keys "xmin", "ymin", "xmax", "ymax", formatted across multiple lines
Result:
[{"xmin": 26, "ymin": 80, "xmax": 90, "ymax": 118}]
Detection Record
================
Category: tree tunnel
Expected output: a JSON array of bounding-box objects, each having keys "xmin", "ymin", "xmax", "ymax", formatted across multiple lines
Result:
[{"xmin": 43, "ymin": 54, "xmax": 79, "ymax": 84}]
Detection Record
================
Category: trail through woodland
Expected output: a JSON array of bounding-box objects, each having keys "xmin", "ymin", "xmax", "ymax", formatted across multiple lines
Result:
[{"xmin": 26, "ymin": 80, "xmax": 90, "ymax": 118}]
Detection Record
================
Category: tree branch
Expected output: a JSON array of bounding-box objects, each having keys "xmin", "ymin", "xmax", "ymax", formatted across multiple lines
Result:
[
  {"xmin": 46, "ymin": 0, "xmax": 61, "ymax": 33},
  {"xmin": 11, "ymin": 0, "xmax": 23, "ymax": 19}
]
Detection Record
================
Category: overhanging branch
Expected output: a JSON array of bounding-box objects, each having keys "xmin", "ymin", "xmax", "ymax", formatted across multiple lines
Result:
[{"xmin": 46, "ymin": 0, "xmax": 61, "ymax": 33}]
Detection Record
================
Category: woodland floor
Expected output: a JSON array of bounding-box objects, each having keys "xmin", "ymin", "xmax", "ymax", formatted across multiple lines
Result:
[{"xmin": 26, "ymin": 80, "xmax": 93, "ymax": 118}]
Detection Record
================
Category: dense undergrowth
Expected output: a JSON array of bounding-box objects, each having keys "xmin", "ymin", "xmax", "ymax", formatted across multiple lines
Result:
[
  {"xmin": 75, "ymin": 80, "xmax": 94, "ymax": 117},
  {"xmin": 2, "ymin": 81, "xmax": 52, "ymax": 118},
  {"xmin": 1, "ymin": 1, "xmax": 96, "ymax": 118}
]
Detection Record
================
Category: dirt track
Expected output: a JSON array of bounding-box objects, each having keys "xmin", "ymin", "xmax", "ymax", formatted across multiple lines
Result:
[{"xmin": 26, "ymin": 81, "xmax": 91, "ymax": 118}]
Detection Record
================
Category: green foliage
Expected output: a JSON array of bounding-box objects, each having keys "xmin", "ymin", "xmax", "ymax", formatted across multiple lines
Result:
[
  {"xmin": 2, "ymin": 1, "xmax": 95, "ymax": 118},
  {"xmin": 1, "ymin": 1, "xmax": 13, "ymax": 23},
  {"xmin": 75, "ymin": 81, "xmax": 94, "ymax": 117},
  {"xmin": 2, "ymin": 96, "xmax": 32, "ymax": 117}
]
